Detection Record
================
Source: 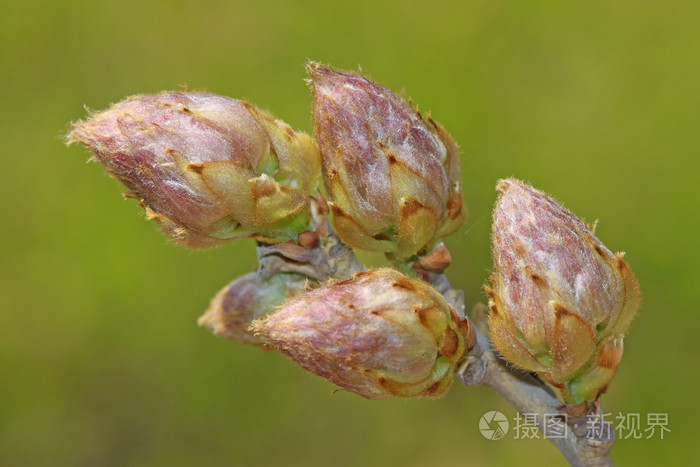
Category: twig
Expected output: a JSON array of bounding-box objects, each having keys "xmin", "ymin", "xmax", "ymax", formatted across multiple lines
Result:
[
  {"xmin": 256, "ymin": 233, "xmax": 365, "ymax": 281},
  {"xmin": 459, "ymin": 328, "xmax": 614, "ymax": 466},
  {"xmin": 429, "ymin": 273, "xmax": 615, "ymax": 467},
  {"xmin": 259, "ymin": 236, "xmax": 615, "ymax": 466}
]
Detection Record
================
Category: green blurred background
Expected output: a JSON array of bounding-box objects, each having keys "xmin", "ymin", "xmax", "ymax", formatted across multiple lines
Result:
[{"xmin": 1, "ymin": 0, "xmax": 697, "ymax": 465}]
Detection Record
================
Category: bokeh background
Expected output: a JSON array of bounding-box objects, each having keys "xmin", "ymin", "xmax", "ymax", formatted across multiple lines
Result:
[{"xmin": 1, "ymin": 1, "xmax": 697, "ymax": 465}]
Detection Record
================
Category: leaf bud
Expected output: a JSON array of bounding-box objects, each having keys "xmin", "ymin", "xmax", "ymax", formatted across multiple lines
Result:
[
  {"xmin": 308, "ymin": 63, "xmax": 465, "ymax": 259},
  {"xmin": 251, "ymin": 267, "xmax": 471, "ymax": 399},
  {"xmin": 487, "ymin": 179, "xmax": 640, "ymax": 403},
  {"xmin": 68, "ymin": 92, "xmax": 320, "ymax": 247},
  {"xmin": 198, "ymin": 271, "xmax": 307, "ymax": 346}
]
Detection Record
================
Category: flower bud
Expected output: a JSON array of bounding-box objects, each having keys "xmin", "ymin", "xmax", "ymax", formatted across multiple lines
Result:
[
  {"xmin": 68, "ymin": 92, "xmax": 320, "ymax": 247},
  {"xmin": 251, "ymin": 267, "xmax": 471, "ymax": 399},
  {"xmin": 308, "ymin": 63, "xmax": 465, "ymax": 259},
  {"xmin": 487, "ymin": 179, "xmax": 640, "ymax": 403},
  {"xmin": 198, "ymin": 271, "xmax": 307, "ymax": 346}
]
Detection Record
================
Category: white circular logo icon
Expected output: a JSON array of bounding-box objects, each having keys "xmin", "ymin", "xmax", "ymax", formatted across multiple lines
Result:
[{"xmin": 479, "ymin": 411, "xmax": 509, "ymax": 440}]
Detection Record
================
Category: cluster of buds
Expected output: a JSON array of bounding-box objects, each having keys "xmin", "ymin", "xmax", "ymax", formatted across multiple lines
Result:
[
  {"xmin": 68, "ymin": 63, "xmax": 640, "ymax": 406},
  {"xmin": 252, "ymin": 268, "xmax": 473, "ymax": 399},
  {"xmin": 487, "ymin": 179, "xmax": 640, "ymax": 403},
  {"xmin": 308, "ymin": 63, "xmax": 465, "ymax": 260},
  {"xmin": 68, "ymin": 92, "xmax": 320, "ymax": 247}
]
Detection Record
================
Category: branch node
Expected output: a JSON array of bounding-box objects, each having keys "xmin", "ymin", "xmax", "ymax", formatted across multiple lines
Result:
[{"xmin": 458, "ymin": 356, "xmax": 486, "ymax": 386}]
